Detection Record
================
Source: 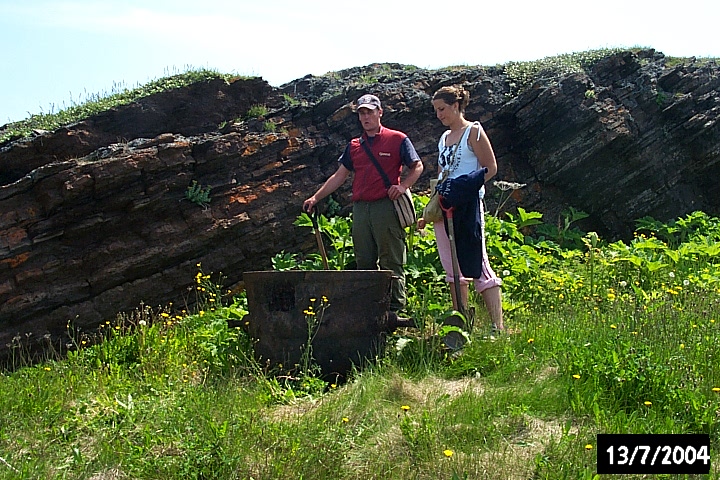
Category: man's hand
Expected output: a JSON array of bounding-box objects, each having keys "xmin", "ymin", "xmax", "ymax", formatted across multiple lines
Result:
[
  {"xmin": 387, "ymin": 183, "xmax": 407, "ymax": 201},
  {"xmin": 303, "ymin": 197, "xmax": 317, "ymax": 213}
]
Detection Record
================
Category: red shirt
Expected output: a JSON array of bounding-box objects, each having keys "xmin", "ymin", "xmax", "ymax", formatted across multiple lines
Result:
[{"xmin": 339, "ymin": 126, "xmax": 419, "ymax": 202}]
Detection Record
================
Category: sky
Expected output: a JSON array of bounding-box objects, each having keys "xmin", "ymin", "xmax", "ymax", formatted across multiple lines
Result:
[{"xmin": 1, "ymin": 0, "xmax": 719, "ymax": 125}]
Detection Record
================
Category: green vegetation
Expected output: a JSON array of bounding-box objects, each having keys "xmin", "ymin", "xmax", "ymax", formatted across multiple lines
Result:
[
  {"xmin": 184, "ymin": 180, "xmax": 212, "ymax": 209},
  {"xmin": 245, "ymin": 104, "xmax": 268, "ymax": 120},
  {"xmin": 0, "ymin": 67, "xmax": 244, "ymax": 145},
  {"xmin": 2, "ymin": 205, "xmax": 719, "ymax": 479},
  {"xmin": 502, "ymin": 48, "xmax": 624, "ymax": 94},
  {"xmin": 263, "ymin": 120, "xmax": 277, "ymax": 133},
  {"xmin": 282, "ymin": 93, "xmax": 301, "ymax": 106}
]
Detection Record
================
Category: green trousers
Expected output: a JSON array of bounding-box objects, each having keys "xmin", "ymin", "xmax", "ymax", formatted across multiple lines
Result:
[{"xmin": 352, "ymin": 198, "xmax": 407, "ymax": 312}]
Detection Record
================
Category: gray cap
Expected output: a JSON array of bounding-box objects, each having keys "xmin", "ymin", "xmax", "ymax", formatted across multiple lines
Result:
[{"xmin": 356, "ymin": 94, "xmax": 381, "ymax": 110}]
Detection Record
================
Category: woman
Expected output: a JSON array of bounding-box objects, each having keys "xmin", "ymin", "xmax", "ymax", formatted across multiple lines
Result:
[{"xmin": 418, "ymin": 85, "xmax": 505, "ymax": 331}]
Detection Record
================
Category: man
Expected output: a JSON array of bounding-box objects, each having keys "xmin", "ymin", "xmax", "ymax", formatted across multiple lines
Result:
[{"xmin": 303, "ymin": 94, "xmax": 423, "ymax": 318}]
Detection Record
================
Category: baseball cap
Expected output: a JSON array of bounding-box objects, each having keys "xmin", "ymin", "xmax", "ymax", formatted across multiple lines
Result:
[{"xmin": 355, "ymin": 94, "xmax": 381, "ymax": 110}]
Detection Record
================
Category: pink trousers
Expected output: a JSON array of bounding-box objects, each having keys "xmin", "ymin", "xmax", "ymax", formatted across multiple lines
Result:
[{"xmin": 433, "ymin": 201, "xmax": 502, "ymax": 293}]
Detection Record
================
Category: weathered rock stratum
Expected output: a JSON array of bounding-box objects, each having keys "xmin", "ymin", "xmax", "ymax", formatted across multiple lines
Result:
[{"xmin": 1, "ymin": 49, "xmax": 718, "ymax": 360}]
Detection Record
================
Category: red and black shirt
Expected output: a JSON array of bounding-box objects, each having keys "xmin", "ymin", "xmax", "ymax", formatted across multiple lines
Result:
[{"xmin": 339, "ymin": 126, "xmax": 421, "ymax": 202}]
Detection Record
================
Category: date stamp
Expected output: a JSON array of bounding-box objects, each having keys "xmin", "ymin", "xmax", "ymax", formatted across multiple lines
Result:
[{"xmin": 597, "ymin": 434, "xmax": 710, "ymax": 474}]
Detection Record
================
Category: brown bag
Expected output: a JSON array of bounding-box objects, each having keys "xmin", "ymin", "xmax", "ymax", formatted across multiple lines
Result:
[
  {"xmin": 422, "ymin": 170, "xmax": 449, "ymax": 224},
  {"xmin": 423, "ymin": 179, "xmax": 443, "ymax": 223},
  {"xmin": 393, "ymin": 189, "xmax": 417, "ymax": 228}
]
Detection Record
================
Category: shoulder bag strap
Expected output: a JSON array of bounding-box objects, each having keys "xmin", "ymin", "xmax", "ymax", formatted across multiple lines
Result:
[{"xmin": 360, "ymin": 138, "xmax": 392, "ymax": 190}]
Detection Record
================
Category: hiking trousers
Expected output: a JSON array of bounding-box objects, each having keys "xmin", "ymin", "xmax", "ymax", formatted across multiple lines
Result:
[{"xmin": 352, "ymin": 197, "xmax": 407, "ymax": 312}]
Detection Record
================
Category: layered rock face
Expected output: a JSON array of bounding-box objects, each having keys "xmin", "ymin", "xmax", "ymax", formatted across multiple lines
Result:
[{"xmin": 1, "ymin": 49, "xmax": 718, "ymax": 360}]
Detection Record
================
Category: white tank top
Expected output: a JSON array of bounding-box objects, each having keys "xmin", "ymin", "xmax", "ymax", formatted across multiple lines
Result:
[{"xmin": 437, "ymin": 121, "xmax": 486, "ymax": 198}]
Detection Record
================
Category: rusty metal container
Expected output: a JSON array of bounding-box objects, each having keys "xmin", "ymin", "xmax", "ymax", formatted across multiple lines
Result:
[{"xmin": 243, "ymin": 270, "xmax": 394, "ymax": 379}]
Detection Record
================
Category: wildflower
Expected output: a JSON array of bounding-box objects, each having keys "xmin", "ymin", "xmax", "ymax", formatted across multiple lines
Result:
[
  {"xmin": 331, "ymin": 384, "xmax": 337, "ymax": 389},
  {"xmin": 585, "ymin": 444, "xmax": 593, "ymax": 450},
  {"xmin": 527, "ymin": 338, "xmax": 534, "ymax": 344},
  {"xmin": 443, "ymin": 449, "xmax": 454, "ymax": 457},
  {"xmin": 161, "ymin": 312, "xmax": 170, "ymax": 318},
  {"xmin": 139, "ymin": 320, "xmax": 147, "ymax": 326},
  {"xmin": 619, "ymin": 281, "xmax": 627, "ymax": 288},
  {"xmin": 712, "ymin": 388, "xmax": 720, "ymax": 392},
  {"xmin": 607, "ymin": 292, "xmax": 616, "ymax": 301},
  {"xmin": 310, "ymin": 298, "xmax": 316, "ymax": 303},
  {"xmin": 503, "ymin": 270, "xmax": 511, "ymax": 277},
  {"xmin": 322, "ymin": 296, "xmax": 328, "ymax": 303},
  {"xmin": 342, "ymin": 417, "xmax": 349, "ymax": 423},
  {"xmin": 680, "ymin": 344, "xmax": 685, "ymax": 349},
  {"xmin": 573, "ymin": 374, "xmax": 581, "ymax": 379},
  {"xmin": 610, "ymin": 324, "xmax": 617, "ymax": 329},
  {"xmin": 669, "ymin": 272, "xmax": 675, "ymax": 278},
  {"xmin": 683, "ymin": 279, "xmax": 690, "ymax": 286},
  {"xmin": 44, "ymin": 367, "xmax": 51, "ymax": 371},
  {"xmin": 401, "ymin": 405, "xmax": 410, "ymax": 411},
  {"xmin": 644, "ymin": 401, "xmax": 652, "ymax": 406}
]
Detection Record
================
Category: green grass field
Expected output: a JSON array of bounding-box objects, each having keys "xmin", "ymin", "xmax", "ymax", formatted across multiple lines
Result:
[{"xmin": 1, "ymin": 206, "xmax": 718, "ymax": 479}]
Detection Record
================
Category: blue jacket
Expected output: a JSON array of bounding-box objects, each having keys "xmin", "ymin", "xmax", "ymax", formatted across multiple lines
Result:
[{"xmin": 436, "ymin": 168, "xmax": 488, "ymax": 279}]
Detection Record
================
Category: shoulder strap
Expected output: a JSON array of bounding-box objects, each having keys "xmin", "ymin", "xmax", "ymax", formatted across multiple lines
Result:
[
  {"xmin": 360, "ymin": 138, "xmax": 392, "ymax": 189},
  {"xmin": 468, "ymin": 121, "xmax": 483, "ymax": 143}
]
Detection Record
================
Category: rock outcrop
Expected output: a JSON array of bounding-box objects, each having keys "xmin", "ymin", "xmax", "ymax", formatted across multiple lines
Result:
[{"xmin": 1, "ymin": 49, "xmax": 718, "ymax": 360}]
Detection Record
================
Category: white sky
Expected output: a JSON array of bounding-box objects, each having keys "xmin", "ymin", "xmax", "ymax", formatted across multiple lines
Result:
[{"xmin": 1, "ymin": 0, "xmax": 718, "ymax": 124}]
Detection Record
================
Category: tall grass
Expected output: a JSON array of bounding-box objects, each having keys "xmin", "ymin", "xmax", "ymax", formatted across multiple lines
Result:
[{"xmin": 1, "ymin": 215, "xmax": 719, "ymax": 478}]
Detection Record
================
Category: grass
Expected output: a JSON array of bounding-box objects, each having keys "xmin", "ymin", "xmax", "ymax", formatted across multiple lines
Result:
[
  {"xmin": 0, "ymin": 67, "xmax": 244, "ymax": 145},
  {"xmin": 1, "ymin": 208, "xmax": 719, "ymax": 479}
]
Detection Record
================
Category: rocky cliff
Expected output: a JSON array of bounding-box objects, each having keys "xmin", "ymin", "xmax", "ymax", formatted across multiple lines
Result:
[{"xmin": 1, "ymin": 49, "xmax": 718, "ymax": 360}]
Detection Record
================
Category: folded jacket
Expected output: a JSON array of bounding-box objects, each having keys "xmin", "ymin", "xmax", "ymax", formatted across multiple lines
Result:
[{"xmin": 437, "ymin": 168, "xmax": 488, "ymax": 279}]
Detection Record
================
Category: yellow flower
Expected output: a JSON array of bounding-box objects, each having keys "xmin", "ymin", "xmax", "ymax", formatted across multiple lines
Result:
[
  {"xmin": 161, "ymin": 312, "xmax": 170, "ymax": 318},
  {"xmin": 680, "ymin": 344, "xmax": 685, "ymax": 349},
  {"xmin": 585, "ymin": 444, "xmax": 593, "ymax": 450},
  {"xmin": 644, "ymin": 401, "xmax": 652, "ymax": 406},
  {"xmin": 607, "ymin": 293, "xmax": 616, "ymax": 301},
  {"xmin": 443, "ymin": 449, "xmax": 454, "ymax": 458},
  {"xmin": 527, "ymin": 338, "xmax": 534, "ymax": 344},
  {"xmin": 330, "ymin": 384, "xmax": 337, "ymax": 389},
  {"xmin": 342, "ymin": 417, "xmax": 349, "ymax": 423},
  {"xmin": 712, "ymin": 387, "xmax": 720, "ymax": 392},
  {"xmin": 572, "ymin": 374, "xmax": 581, "ymax": 379},
  {"xmin": 44, "ymin": 367, "xmax": 51, "ymax": 371},
  {"xmin": 610, "ymin": 324, "xmax": 617, "ymax": 329},
  {"xmin": 401, "ymin": 405, "xmax": 410, "ymax": 411}
]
